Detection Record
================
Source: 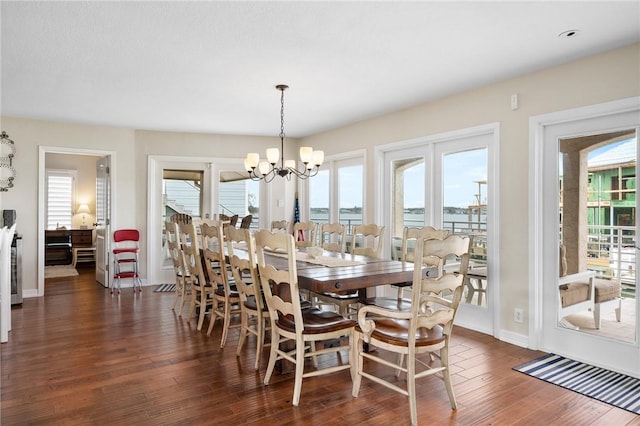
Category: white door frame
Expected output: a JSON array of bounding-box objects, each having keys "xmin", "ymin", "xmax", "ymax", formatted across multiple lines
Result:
[
  {"xmin": 375, "ymin": 122, "xmax": 500, "ymax": 337},
  {"xmin": 146, "ymin": 155, "xmax": 260, "ymax": 285},
  {"xmin": 38, "ymin": 146, "xmax": 116, "ymax": 296},
  {"xmin": 529, "ymin": 96, "xmax": 640, "ymax": 377}
]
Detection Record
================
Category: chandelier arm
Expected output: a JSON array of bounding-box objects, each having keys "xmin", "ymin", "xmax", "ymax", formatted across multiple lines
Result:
[
  {"xmin": 288, "ymin": 166, "xmax": 317, "ymax": 179},
  {"xmin": 264, "ymin": 169, "xmax": 277, "ymax": 183}
]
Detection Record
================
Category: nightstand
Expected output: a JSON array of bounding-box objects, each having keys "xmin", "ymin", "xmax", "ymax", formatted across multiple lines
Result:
[{"xmin": 71, "ymin": 229, "xmax": 95, "ymax": 267}]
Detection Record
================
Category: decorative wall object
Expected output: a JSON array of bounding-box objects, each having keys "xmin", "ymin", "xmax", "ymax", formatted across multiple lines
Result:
[{"xmin": 0, "ymin": 132, "xmax": 16, "ymax": 192}]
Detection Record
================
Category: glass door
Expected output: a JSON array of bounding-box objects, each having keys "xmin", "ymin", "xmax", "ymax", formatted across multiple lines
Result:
[
  {"xmin": 382, "ymin": 125, "xmax": 498, "ymax": 335},
  {"xmin": 383, "ymin": 148, "xmax": 427, "ymax": 260},
  {"xmin": 434, "ymin": 134, "xmax": 494, "ymax": 333},
  {"xmin": 541, "ymin": 110, "xmax": 639, "ymax": 377}
]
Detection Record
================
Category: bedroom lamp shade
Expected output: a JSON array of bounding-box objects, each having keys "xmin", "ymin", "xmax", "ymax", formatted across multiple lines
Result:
[{"xmin": 77, "ymin": 204, "xmax": 91, "ymax": 228}]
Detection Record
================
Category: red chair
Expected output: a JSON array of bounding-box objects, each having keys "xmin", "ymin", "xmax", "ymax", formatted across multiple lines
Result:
[{"xmin": 112, "ymin": 229, "xmax": 142, "ymax": 294}]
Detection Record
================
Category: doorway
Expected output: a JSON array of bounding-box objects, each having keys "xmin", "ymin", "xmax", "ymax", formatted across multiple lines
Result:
[
  {"xmin": 38, "ymin": 147, "xmax": 115, "ymax": 296},
  {"xmin": 147, "ymin": 156, "xmax": 260, "ymax": 285},
  {"xmin": 531, "ymin": 97, "xmax": 640, "ymax": 377}
]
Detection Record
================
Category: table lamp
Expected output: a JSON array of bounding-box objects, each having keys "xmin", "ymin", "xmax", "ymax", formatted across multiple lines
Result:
[{"xmin": 77, "ymin": 204, "xmax": 90, "ymax": 229}]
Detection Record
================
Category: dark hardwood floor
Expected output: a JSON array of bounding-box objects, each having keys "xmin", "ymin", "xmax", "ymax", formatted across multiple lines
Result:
[{"xmin": 2, "ymin": 267, "xmax": 638, "ymax": 425}]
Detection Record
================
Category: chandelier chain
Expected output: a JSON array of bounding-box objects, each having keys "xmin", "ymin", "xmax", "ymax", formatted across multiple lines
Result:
[{"xmin": 280, "ymin": 88, "xmax": 285, "ymax": 139}]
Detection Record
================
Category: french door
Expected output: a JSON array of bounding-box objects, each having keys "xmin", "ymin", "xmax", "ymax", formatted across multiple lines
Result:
[
  {"xmin": 147, "ymin": 156, "xmax": 262, "ymax": 285},
  {"xmin": 380, "ymin": 124, "xmax": 499, "ymax": 335},
  {"xmin": 534, "ymin": 99, "xmax": 639, "ymax": 377},
  {"xmin": 95, "ymin": 155, "xmax": 111, "ymax": 287}
]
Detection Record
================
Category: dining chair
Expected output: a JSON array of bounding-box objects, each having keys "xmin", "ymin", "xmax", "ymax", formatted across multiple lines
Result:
[
  {"xmin": 170, "ymin": 213, "xmax": 192, "ymax": 225},
  {"xmin": 164, "ymin": 221, "xmax": 191, "ymax": 316},
  {"xmin": 352, "ymin": 234, "xmax": 470, "ymax": 426},
  {"xmin": 255, "ymin": 229, "xmax": 356, "ymax": 406},
  {"xmin": 313, "ymin": 223, "xmax": 386, "ymax": 317},
  {"xmin": 239, "ymin": 214, "xmax": 253, "ymax": 229},
  {"xmin": 393, "ymin": 226, "xmax": 449, "ymax": 299},
  {"xmin": 182, "ymin": 223, "xmax": 214, "ymax": 331},
  {"xmin": 225, "ymin": 226, "xmax": 270, "ymax": 370},
  {"xmin": 350, "ymin": 223, "xmax": 385, "ymax": 258},
  {"xmin": 218, "ymin": 213, "xmax": 239, "ymax": 227},
  {"xmin": 293, "ymin": 220, "xmax": 316, "ymax": 248},
  {"xmin": 270, "ymin": 220, "xmax": 289, "ymax": 234},
  {"xmin": 558, "ymin": 243, "xmax": 621, "ymax": 329},
  {"xmin": 319, "ymin": 222, "xmax": 347, "ymax": 254},
  {"xmin": 201, "ymin": 222, "xmax": 241, "ymax": 346}
]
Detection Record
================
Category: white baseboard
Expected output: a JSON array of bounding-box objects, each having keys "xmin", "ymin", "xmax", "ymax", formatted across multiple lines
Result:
[
  {"xmin": 23, "ymin": 289, "xmax": 39, "ymax": 299},
  {"xmin": 499, "ymin": 329, "xmax": 529, "ymax": 348}
]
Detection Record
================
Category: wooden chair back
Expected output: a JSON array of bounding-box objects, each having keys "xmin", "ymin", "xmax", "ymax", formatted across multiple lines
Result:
[
  {"xmin": 402, "ymin": 226, "xmax": 449, "ymax": 268},
  {"xmin": 164, "ymin": 221, "xmax": 186, "ymax": 275},
  {"xmin": 180, "ymin": 223, "xmax": 206, "ymax": 287},
  {"xmin": 201, "ymin": 222, "xmax": 230, "ymax": 291},
  {"xmin": 319, "ymin": 222, "xmax": 347, "ymax": 253},
  {"xmin": 225, "ymin": 226, "xmax": 260, "ymax": 306},
  {"xmin": 239, "ymin": 215, "xmax": 253, "ymax": 229},
  {"xmin": 170, "ymin": 213, "xmax": 192, "ymax": 225},
  {"xmin": 271, "ymin": 220, "xmax": 289, "ymax": 234},
  {"xmin": 255, "ymin": 230, "xmax": 302, "ymax": 329},
  {"xmin": 350, "ymin": 224, "xmax": 385, "ymax": 258},
  {"xmin": 410, "ymin": 235, "xmax": 469, "ymax": 338},
  {"xmin": 293, "ymin": 221, "xmax": 316, "ymax": 248}
]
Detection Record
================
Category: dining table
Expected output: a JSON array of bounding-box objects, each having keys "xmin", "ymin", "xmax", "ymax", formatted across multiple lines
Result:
[{"xmin": 253, "ymin": 247, "xmax": 417, "ymax": 302}]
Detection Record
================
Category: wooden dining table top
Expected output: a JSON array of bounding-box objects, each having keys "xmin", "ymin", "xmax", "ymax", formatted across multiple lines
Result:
[{"xmin": 251, "ymin": 248, "xmax": 416, "ymax": 294}]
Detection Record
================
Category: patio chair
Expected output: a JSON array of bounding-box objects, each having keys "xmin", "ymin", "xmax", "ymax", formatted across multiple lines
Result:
[{"xmin": 558, "ymin": 244, "xmax": 622, "ymax": 329}]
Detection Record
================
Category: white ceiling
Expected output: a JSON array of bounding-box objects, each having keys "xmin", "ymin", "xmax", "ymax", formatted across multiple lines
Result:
[{"xmin": 1, "ymin": 1, "xmax": 639, "ymax": 138}]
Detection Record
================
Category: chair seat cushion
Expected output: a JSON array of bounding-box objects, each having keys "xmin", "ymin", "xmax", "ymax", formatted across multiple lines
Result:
[
  {"xmin": 559, "ymin": 282, "xmax": 590, "ymax": 308},
  {"xmin": 560, "ymin": 277, "xmax": 621, "ymax": 307},
  {"xmin": 277, "ymin": 308, "xmax": 355, "ymax": 334},
  {"xmin": 113, "ymin": 248, "xmax": 139, "ymax": 255},
  {"xmin": 215, "ymin": 286, "xmax": 239, "ymax": 298},
  {"xmin": 357, "ymin": 318, "xmax": 445, "ymax": 347},
  {"xmin": 245, "ymin": 295, "xmax": 268, "ymax": 312},
  {"xmin": 594, "ymin": 278, "xmax": 621, "ymax": 303}
]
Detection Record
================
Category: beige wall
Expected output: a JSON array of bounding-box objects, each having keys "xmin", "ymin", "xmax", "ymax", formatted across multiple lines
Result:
[
  {"xmin": 0, "ymin": 43, "xmax": 638, "ymax": 336},
  {"xmin": 0, "ymin": 118, "xmax": 137, "ymax": 295},
  {"xmin": 300, "ymin": 43, "xmax": 640, "ymax": 334}
]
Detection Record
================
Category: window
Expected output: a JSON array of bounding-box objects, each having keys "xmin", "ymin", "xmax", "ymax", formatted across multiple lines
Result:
[
  {"xmin": 309, "ymin": 169, "xmax": 329, "ymax": 224},
  {"xmin": 338, "ymin": 163, "xmax": 363, "ymax": 233},
  {"xmin": 163, "ymin": 169, "xmax": 203, "ymax": 222},
  {"xmin": 46, "ymin": 170, "xmax": 76, "ymax": 230},
  {"xmin": 308, "ymin": 153, "xmax": 364, "ymax": 235},
  {"xmin": 219, "ymin": 176, "xmax": 260, "ymax": 230}
]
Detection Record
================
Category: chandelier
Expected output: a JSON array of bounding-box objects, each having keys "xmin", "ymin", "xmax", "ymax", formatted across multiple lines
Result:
[{"xmin": 244, "ymin": 84, "xmax": 324, "ymax": 182}]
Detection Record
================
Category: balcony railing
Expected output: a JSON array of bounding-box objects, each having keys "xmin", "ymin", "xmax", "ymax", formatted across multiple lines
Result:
[{"xmin": 583, "ymin": 224, "xmax": 636, "ymax": 298}]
